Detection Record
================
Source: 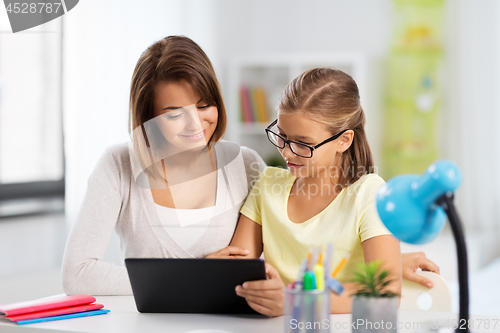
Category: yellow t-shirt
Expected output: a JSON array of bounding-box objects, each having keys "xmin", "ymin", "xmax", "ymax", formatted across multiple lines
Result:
[{"xmin": 240, "ymin": 166, "xmax": 392, "ymax": 286}]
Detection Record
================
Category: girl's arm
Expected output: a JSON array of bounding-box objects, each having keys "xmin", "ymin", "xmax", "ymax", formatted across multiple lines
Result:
[
  {"xmin": 205, "ymin": 214, "xmax": 263, "ymax": 259},
  {"xmin": 235, "ymin": 262, "xmax": 284, "ymax": 317},
  {"xmin": 234, "ymin": 222, "xmax": 402, "ymax": 315},
  {"xmin": 208, "ymin": 214, "xmax": 285, "ymax": 317},
  {"xmin": 231, "ymin": 215, "xmax": 284, "ymax": 317},
  {"xmin": 229, "ymin": 214, "xmax": 263, "ymax": 258},
  {"xmin": 329, "ymin": 234, "xmax": 402, "ymax": 313},
  {"xmin": 362, "ymin": 234, "xmax": 402, "ymax": 296}
]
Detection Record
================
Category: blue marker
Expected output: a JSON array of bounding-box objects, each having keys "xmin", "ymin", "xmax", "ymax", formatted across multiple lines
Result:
[
  {"xmin": 290, "ymin": 259, "xmax": 307, "ymax": 333},
  {"xmin": 327, "ymin": 277, "xmax": 344, "ymax": 295},
  {"xmin": 324, "ymin": 243, "xmax": 334, "ymax": 286},
  {"xmin": 295, "ymin": 258, "xmax": 307, "ymax": 290}
]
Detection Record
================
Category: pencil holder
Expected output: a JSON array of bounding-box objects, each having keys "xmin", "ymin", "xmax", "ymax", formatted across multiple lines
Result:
[{"xmin": 284, "ymin": 289, "xmax": 330, "ymax": 333}]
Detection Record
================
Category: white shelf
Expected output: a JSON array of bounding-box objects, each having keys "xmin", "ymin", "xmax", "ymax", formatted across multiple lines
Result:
[{"xmin": 238, "ymin": 122, "xmax": 270, "ymax": 135}]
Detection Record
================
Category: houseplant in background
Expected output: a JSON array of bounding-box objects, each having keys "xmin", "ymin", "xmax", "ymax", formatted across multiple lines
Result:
[{"xmin": 351, "ymin": 260, "xmax": 399, "ymax": 333}]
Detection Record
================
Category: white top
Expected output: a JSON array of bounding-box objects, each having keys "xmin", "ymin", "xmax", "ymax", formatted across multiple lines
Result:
[
  {"xmin": 61, "ymin": 141, "xmax": 266, "ymax": 295},
  {"xmin": 154, "ymin": 202, "xmax": 216, "ymax": 251},
  {"xmin": 153, "ymin": 164, "xmax": 226, "ymax": 251}
]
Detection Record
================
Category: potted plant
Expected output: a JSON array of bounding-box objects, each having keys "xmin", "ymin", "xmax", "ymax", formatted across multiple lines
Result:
[{"xmin": 351, "ymin": 260, "xmax": 399, "ymax": 333}]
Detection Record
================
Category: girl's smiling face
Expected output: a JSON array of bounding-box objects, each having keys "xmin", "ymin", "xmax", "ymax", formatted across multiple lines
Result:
[
  {"xmin": 276, "ymin": 111, "xmax": 353, "ymax": 179},
  {"xmin": 153, "ymin": 80, "xmax": 218, "ymax": 153}
]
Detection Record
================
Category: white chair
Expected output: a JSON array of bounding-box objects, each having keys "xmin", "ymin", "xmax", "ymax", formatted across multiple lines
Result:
[{"xmin": 400, "ymin": 271, "xmax": 452, "ymax": 312}]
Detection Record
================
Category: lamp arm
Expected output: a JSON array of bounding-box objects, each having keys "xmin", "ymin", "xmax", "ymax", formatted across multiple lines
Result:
[{"xmin": 436, "ymin": 193, "xmax": 469, "ymax": 333}]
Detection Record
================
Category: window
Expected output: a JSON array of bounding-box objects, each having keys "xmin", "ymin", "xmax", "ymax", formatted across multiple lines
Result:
[{"xmin": 0, "ymin": 13, "xmax": 64, "ymax": 217}]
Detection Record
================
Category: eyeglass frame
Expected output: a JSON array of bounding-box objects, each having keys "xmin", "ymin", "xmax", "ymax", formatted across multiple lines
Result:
[{"xmin": 264, "ymin": 119, "xmax": 349, "ymax": 158}]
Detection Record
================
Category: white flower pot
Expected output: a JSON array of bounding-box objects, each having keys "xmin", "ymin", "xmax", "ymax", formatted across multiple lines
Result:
[{"xmin": 352, "ymin": 296, "xmax": 398, "ymax": 333}]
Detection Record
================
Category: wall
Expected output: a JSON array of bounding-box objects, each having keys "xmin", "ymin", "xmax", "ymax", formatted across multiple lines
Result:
[{"xmin": 442, "ymin": 0, "xmax": 500, "ymax": 235}]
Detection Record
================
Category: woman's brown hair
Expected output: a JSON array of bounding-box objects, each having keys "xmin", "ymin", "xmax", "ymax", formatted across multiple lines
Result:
[
  {"xmin": 128, "ymin": 35, "xmax": 226, "ymax": 142},
  {"xmin": 278, "ymin": 67, "xmax": 375, "ymax": 188},
  {"xmin": 128, "ymin": 36, "xmax": 226, "ymax": 182}
]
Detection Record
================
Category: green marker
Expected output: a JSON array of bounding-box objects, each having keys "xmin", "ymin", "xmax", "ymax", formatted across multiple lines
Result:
[{"xmin": 303, "ymin": 271, "xmax": 316, "ymax": 290}]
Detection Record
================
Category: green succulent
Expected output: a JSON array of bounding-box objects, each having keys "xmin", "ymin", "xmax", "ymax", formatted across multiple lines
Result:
[{"xmin": 350, "ymin": 260, "xmax": 399, "ymax": 298}]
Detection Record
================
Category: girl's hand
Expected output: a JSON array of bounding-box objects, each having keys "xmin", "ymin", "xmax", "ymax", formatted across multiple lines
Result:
[
  {"xmin": 205, "ymin": 246, "xmax": 250, "ymax": 259},
  {"xmin": 235, "ymin": 263, "xmax": 284, "ymax": 317},
  {"xmin": 402, "ymin": 252, "xmax": 440, "ymax": 288}
]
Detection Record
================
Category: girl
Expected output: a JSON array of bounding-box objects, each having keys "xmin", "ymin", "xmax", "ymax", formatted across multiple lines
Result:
[{"xmin": 209, "ymin": 67, "xmax": 402, "ymax": 315}]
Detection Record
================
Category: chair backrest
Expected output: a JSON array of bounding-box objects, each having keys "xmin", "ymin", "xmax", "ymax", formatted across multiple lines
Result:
[{"xmin": 400, "ymin": 271, "xmax": 452, "ymax": 312}]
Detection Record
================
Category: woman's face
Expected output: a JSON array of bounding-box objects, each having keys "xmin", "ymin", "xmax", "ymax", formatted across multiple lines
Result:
[
  {"xmin": 153, "ymin": 80, "xmax": 218, "ymax": 153},
  {"xmin": 276, "ymin": 111, "xmax": 349, "ymax": 179}
]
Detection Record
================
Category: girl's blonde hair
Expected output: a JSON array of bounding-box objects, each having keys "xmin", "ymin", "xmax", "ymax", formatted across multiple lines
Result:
[{"xmin": 278, "ymin": 67, "xmax": 375, "ymax": 188}]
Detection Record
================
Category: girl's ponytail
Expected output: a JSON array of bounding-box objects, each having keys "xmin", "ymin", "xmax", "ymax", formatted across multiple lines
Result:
[
  {"xmin": 279, "ymin": 67, "xmax": 375, "ymax": 188},
  {"xmin": 339, "ymin": 106, "xmax": 375, "ymax": 187}
]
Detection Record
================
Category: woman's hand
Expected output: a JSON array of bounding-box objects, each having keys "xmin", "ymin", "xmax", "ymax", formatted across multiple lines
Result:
[
  {"xmin": 402, "ymin": 252, "xmax": 440, "ymax": 288},
  {"xmin": 205, "ymin": 246, "xmax": 250, "ymax": 259},
  {"xmin": 235, "ymin": 263, "xmax": 284, "ymax": 317}
]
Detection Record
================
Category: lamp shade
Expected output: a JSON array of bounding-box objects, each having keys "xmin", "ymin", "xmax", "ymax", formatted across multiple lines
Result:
[{"xmin": 376, "ymin": 160, "xmax": 462, "ymax": 244}]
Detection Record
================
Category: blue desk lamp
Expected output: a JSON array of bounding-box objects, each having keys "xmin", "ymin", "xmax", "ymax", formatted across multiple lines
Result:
[{"xmin": 376, "ymin": 160, "xmax": 469, "ymax": 332}]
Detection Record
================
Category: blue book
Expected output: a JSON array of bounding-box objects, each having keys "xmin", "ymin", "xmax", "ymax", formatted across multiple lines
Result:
[{"xmin": 16, "ymin": 309, "xmax": 110, "ymax": 325}]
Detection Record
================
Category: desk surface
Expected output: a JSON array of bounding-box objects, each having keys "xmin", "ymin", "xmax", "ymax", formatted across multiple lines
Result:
[{"xmin": 0, "ymin": 296, "xmax": 498, "ymax": 333}]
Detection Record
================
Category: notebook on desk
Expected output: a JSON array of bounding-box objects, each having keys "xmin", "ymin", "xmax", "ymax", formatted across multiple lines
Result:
[{"xmin": 125, "ymin": 258, "xmax": 267, "ymax": 315}]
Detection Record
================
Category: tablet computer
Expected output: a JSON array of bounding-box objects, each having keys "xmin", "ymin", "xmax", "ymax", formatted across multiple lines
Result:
[{"xmin": 125, "ymin": 258, "xmax": 266, "ymax": 314}]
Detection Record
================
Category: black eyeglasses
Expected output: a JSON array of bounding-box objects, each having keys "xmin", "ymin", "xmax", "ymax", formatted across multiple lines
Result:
[{"xmin": 265, "ymin": 119, "xmax": 348, "ymax": 158}]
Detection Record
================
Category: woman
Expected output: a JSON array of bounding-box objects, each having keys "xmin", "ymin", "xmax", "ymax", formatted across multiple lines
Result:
[{"xmin": 62, "ymin": 36, "xmax": 439, "ymax": 296}]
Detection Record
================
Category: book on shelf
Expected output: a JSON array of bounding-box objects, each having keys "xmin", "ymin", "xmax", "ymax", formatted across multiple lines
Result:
[
  {"xmin": 254, "ymin": 87, "xmax": 269, "ymax": 123},
  {"xmin": 239, "ymin": 85, "xmax": 254, "ymax": 123},
  {"xmin": 239, "ymin": 84, "xmax": 269, "ymax": 124}
]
